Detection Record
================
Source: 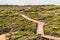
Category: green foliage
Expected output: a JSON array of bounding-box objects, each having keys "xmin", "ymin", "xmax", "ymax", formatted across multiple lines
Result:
[
  {"xmin": 0, "ymin": 14, "xmax": 4, "ymax": 16},
  {"xmin": 0, "ymin": 5, "xmax": 60, "ymax": 40},
  {"xmin": 9, "ymin": 31, "xmax": 36, "ymax": 40}
]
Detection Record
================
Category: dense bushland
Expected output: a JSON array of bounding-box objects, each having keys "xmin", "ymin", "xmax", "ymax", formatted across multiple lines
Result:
[{"xmin": 0, "ymin": 5, "xmax": 60, "ymax": 40}]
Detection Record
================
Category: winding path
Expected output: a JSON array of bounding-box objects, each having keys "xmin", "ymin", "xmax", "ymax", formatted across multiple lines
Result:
[
  {"xmin": 0, "ymin": 13, "xmax": 60, "ymax": 40},
  {"xmin": 19, "ymin": 14, "xmax": 60, "ymax": 40},
  {"xmin": 19, "ymin": 14, "xmax": 45, "ymax": 35}
]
